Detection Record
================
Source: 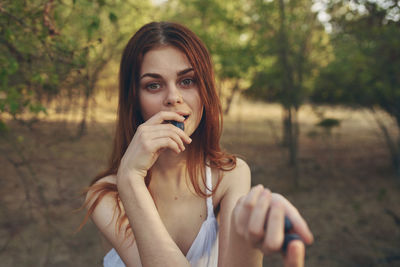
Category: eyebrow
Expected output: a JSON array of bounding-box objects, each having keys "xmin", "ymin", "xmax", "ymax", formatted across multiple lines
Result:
[{"xmin": 140, "ymin": 68, "xmax": 194, "ymax": 80}]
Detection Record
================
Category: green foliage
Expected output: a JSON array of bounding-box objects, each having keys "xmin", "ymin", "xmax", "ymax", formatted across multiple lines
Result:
[
  {"xmin": 312, "ymin": 1, "xmax": 400, "ymax": 126},
  {"xmin": 0, "ymin": 0, "xmax": 81, "ymax": 118},
  {"xmin": 0, "ymin": 0, "xmax": 155, "ymax": 122},
  {"xmin": 245, "ymin": 0, "xmax": 328, "ymax": 109},
  {"xmin": 0, "ymin": 119, "xmax": 7, "ymax": 132},
  {"xmin": 312, "ymin": 0, "xmax": 400, "ymax": 176},
  {"xmin": 163, "ymin": 0, "xmax": 254, "ymax": 81}
]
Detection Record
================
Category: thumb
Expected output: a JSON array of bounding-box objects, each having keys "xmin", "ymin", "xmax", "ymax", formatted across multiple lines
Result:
[{"xmin": 283, "ymin": 240, "xmax": 305, "ymax": 267}]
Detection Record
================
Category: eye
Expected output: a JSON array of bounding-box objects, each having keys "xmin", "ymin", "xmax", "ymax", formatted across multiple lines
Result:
[
  {"xmin": 146, "ymin": 82, "xmax": 161, "ymax": 91},
  {"xmin": 180, "ymin": 78, "xmax": 195, "ymax": 88}
]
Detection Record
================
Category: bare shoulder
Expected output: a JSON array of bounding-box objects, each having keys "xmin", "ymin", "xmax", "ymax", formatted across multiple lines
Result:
[
  {"xmin": 218, "ymin": 158, "xmax": 251, "ymax": 199},
  {"xmin": 93, "ymin": 175, "xmax": 117, "ymax": 187},
  {"xmin": 85, "ymin": 175, "xmax": 117, "ymax": 204},
  {"xmin": 226, "ymin": 158, "xmax": 250, "ymax": 177}
]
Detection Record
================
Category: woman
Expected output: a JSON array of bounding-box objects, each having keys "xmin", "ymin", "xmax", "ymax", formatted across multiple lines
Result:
[{"xmin": 82, "ymin": 21, "xmax": 313, "ymax": 267}]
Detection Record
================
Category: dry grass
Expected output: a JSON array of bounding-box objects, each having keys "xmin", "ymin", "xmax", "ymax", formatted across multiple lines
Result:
[{"xmin": 0, "ymin": 94, "xmax": 399, "ymax": 266}]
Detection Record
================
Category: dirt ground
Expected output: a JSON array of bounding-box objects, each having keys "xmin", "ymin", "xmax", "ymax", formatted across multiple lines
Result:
[{"xmin": 0, "ymin": 96, "xmax": 399, "ymax": 267}]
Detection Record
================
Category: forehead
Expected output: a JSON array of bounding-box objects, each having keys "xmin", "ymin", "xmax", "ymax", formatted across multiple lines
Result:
[{"xmin": 140, "ymin": 46, "xmax": 192, "ymax": 75}]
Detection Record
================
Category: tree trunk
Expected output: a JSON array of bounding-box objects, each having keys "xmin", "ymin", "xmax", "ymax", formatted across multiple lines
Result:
[
  {"xmin": 224, "ymin": 80, "xmax": 240, "ymax": 115},
  {"xmin": 76, "ymin": 72, "xmax": 91, "ymax": 138},
  {"xmin": 277, "ymin": 0, "xmax": 299, "ymax": 186},
  {"xmin": 395, "ymin": 115, "xmax": 400, "ymax": 178},
  {"xmin": 284, "ymin": 106, "xmax": 299, "ymax": 186},
  {"xmin": 76, "ymin": 60, "xmax": 106, "ymax": 138},
  {"xmin": 77, "ymin": 89, "xmax": 90, "ymax": 138},
  {"xmin": 372, "ymin": 108, "xmax": 400, "ymax": 178},
  {"xmin": 396, "ymin": 139, "xmax": 400, "ymax": 178}
]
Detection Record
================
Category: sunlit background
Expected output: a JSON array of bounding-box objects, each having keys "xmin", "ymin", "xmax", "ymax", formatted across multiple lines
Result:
[{"xmin": 0, "ymin": 0, "xmax": 399, "ymax": 266}]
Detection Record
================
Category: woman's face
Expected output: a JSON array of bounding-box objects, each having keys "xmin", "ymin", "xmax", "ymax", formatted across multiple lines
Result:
[{"xmin": 138, "ymin": 46, "xmax": 203, "ymax": 136}]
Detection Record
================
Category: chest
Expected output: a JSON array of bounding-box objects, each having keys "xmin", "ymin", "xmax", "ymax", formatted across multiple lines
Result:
[{"xmin": 156, "ymin": 195, "xmax": 209, "ymax": 255}]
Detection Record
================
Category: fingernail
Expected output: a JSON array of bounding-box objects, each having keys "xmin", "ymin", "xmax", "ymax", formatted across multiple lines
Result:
[{"xmin": 261, "ymin": 189, "xmax": 270, "ymax": 197}]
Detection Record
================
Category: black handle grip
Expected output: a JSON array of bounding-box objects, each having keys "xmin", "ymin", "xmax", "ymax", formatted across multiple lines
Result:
[
  {"xmin": 282, "ymin": 233, "xmax": 302, "ymax": 253},
  {"xmin": 284, "ymin": 216, "xmax": 293, "ymax": 233},
  {"xmin": 170, "ymin": 121, "xmax": 184, "ymax": 131},
  {"xmin": 282, "ymin": 216, "xmax": 303, "ymax": 253}
]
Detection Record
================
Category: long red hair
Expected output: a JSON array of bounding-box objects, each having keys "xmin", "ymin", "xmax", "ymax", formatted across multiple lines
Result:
[{"xmin": 81, "ymin": 21, "xmax": 236, "ymax": 237}]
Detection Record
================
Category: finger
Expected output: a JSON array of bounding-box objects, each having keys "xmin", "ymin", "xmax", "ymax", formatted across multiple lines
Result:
[
  {"xmin": 275, "ymin": 194, "xmax": 314, "ymax": 244},
  {"xmin": 283, "ymin": 239, "xmax": 305, "ymax": 267},
  {"xmin": 151, "ymin": 137, "xmax": 181, "ymax": 154},
  {"xmin": 241, "ymin": 185, "xmax": 264, "ymax": 238},
  {"xmin": 140, "ymin": 124, "xmax": 192, "ymax": 146},
  {"xmin": 236, "ymin": 185, "xmax": 264, "ymax": 236},
  {"xmin": 149, "ymin": 127, "xmax": 187, "ymax": 152},
  {"xmin": 148, "ymin": 123, "xmax": 192, "ymax": 144},
  {"xmin": 247, "ymin": 189, "xmax": 271, "ymax": 245},
  {"xmin": 244, "ymin": 184, "xmax": 265, "ymax": 206},
  {"xmin": 145, "ymin": 111, "xmax": 186, "ymax": 125},
  {"xmin": 281, "ymin": 234, "xmax": 302, "ymax": 253},
  {"xmin": 166, "ymin": 123, "xmax": 192, "ymax": 144},
  {"xmin": 262, "ymin": 201, "xmax": 285, "ymax": 253}
]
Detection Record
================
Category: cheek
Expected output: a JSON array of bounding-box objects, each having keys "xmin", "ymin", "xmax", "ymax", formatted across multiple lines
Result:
[{"xmin": 139, "ymin": 94, "xmax": 162, "ymax": 121}]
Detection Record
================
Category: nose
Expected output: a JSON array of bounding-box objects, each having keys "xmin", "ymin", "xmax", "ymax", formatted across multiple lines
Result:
[{"xmin": 164, "ymin": 84, "xmax": 183, "ymax": 106}]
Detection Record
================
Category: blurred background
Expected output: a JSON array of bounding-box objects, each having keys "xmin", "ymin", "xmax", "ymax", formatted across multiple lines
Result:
[{"xmin": 0, "ymin": 0, "xmax": 399, "ymax": 266}]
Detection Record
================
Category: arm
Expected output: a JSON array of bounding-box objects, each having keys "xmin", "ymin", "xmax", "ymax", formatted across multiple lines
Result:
[
  {"xmin": 218, "ymin": 159, "xmax": 314, "ymax": 267},
  {"xmin": 87, "ymin": 177, "xmax": 142, "ymax": 266},
  {"xmin": 89, "ymin": 111, "xmax": 192, "ymax": 267},
  {"xmin": 88, "ymin": 176, "xmax": 190, "ymax": 267},
  {"xmin": 217, "ymin": 158, "xmax": 263, "ymax": 267},
  {"xmin": 117, "ymin": 176, "xmax": 190, "ymax": 267}
]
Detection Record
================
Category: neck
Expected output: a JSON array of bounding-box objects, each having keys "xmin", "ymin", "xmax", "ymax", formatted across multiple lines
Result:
[{"xmin": 151, "ymin": 149, "xmax": 188, "ymax": 188}]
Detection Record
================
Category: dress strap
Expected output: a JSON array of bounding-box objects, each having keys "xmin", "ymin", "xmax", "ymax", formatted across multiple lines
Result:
[{"xmin": 205, "ymin": 165, "xmax": 214, "ymax": 219}]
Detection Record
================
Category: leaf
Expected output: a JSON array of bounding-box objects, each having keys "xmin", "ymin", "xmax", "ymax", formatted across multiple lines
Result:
[
  {"xmin": 0, "ymin": 120, "xmax": 7, "ymax": 133},
  {"xmin": 109, "ymin": 12, "xmax": 118, "ymax": 23},
  {"xmin": 8, "ymin": 59, "xmax": 19, "ymax": 75},
  {"xmin": 90, "ymin": 17, "xmax": 101, "ymax": 30},
  {"xmin": 29, "ymin": 103, "xmax": 47, "ymax": 115},
  {"xmin": 9, "ymin": 101, "xmax": 20, "ymax": 115}
]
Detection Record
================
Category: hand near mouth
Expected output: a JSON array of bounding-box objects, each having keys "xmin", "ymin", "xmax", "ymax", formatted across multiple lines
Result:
[{"xmin": 117, "ymin": 111, "xmax": 192, "ymax": 181}]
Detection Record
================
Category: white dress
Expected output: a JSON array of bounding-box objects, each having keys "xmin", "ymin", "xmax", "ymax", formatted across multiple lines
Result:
[{"xmin": 103, "ymin": 165, "xmax": 219, "ymax": 267}]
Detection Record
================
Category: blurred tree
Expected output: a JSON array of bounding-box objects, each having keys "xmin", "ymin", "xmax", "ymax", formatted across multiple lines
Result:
[
  {"xmin": 162, "ymin": 0, "xmax": 254, "ymax": 114},
  {"xmin": 60, "ymin": 0, "xmax": 154, "ymax": 137},
  {"xmin": 0, "ymin": 0, "xmax": 78, "ymax": 128},
  {"xmin": 312, "ymin": 0, "xmax": 400, "ymax": 177},
  {"xmin": 0, "ymin": 0, "xmax": 155, "ymax": 135},
  {"xmin": 245, "ymin": 0, "xmax": 328, "ymax": 184},
  {"xmin": 161, "ymin": 0, "xmax": 329, "ymax": 185}
]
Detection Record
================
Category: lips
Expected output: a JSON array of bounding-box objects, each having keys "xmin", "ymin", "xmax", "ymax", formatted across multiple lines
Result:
[{"xmin": 175, "ymin": 111, "xmax": 189, "ymax": 119}]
